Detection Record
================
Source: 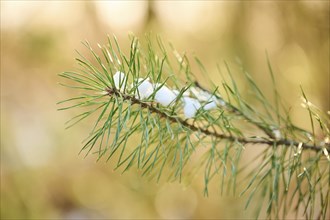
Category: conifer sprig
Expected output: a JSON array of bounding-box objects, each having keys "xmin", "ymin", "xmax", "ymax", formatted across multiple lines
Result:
[{"xmin": 59, "ymin": 35, "xmax": 329, "ymax": 219}]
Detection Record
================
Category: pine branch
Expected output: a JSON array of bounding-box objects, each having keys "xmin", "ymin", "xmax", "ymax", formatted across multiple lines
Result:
[
  {"xmin": 106, "ymin": 86, "xmax": 328, "ymax": 152},
  {"xmin": 193, "ymin": 81, "xmax": 329, "ymax": 152},
  {"xmin": 59, "ymin": 35, "xmax": 330, "ymax": 219}
]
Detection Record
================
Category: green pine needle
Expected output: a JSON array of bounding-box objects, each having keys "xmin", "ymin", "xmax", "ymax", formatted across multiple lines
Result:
[{"xmin": 59, "ymin": 34, "xmax": 330, "ymax": 219}]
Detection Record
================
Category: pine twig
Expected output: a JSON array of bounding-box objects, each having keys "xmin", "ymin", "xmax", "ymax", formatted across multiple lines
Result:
[
  {"xmin": 106, "ymin": 87, "xmax": 328, "ymax": 152},
  {"xmin": 193, "ymin": 81, "xmax": 329, "ymax": 152},
  {"xmin": 59, "ymin": 35, "xmax": 330, "ymax": 219}
]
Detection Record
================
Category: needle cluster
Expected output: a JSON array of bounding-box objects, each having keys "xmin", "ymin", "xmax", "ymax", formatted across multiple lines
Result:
[{"xmin": 59, "ymin": 35, "xmax": 329, "ymax": 219}]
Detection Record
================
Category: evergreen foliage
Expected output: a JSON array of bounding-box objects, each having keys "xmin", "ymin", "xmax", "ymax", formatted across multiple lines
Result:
[{"xmin": 59, "ymin": 35, "xmax": 330, "ymax": 219}]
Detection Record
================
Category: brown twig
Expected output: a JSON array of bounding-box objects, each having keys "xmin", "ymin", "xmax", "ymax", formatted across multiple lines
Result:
[{"xmin": 106, "ymin": 87, "xmax": 329, "ymax": 152}]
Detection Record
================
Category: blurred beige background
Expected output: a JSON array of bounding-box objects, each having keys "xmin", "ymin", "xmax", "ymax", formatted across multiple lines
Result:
[{"xmin": 1, "ymin": 1, "xmax": 329, "ymax": 219}]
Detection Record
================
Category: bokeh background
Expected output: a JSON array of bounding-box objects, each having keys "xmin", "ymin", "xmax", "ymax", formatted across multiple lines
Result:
[{"xmin": 1, "ymin": 1, "xmax": 329, "ymax": 219}]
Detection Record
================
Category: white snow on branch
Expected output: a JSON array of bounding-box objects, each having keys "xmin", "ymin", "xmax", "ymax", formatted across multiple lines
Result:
[
  {"xmin": 272, "ymin": 129, "xmax": 281, "ymax": 140},
  {"xmin": 113, "ymin": 72, "xmax": 225, "ymax": 118},
  {"xmin": 136, "ymin": 78, "xmax": 153, "ymax": 99},
  {"xmin": 113, "ymin": 71, "xmax": 127, "ymax": 92},
  {"xmin": 189, "ymin": 87, "xmax": 225, "ymax": 108},
  {"xmin": 183, "ymin": 97, "xmax": 201, "ymax": 118},
  {"xmin": 154, "ymin": 83, "xmax": 177, "ymax": 106},
  {"xmin": 203, "ymin": 99, "xmax": 217, "ymax": 111},
  {"xmin": 189, "ymin": 87, "xmax": 212, "ymax": 102}
]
